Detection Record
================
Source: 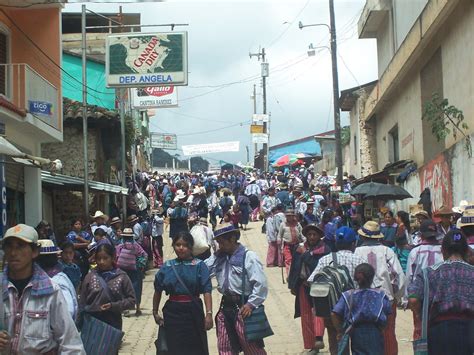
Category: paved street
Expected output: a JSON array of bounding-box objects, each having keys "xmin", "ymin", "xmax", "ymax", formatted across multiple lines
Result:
[{"xmin": 120, "ymin": 221, "xmax": 414, "ymax": 354}]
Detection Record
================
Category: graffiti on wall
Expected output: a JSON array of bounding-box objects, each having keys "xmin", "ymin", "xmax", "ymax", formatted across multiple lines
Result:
[{"xmin": 420, "ymin": 153, "xmax": 452, "ymax": 213}]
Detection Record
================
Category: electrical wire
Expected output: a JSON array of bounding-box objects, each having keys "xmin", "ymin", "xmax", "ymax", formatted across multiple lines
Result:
[{"xmin": 338, "ymin": 52, "xmax": 361, "ymax": 88}]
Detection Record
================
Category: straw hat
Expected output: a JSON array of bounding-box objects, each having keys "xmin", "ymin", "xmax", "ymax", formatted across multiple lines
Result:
[
  {"xmin": 302, "ymin": 223, "xmax": 324, "ymax": 236},
  {"xmin": 358, "ymin": 221, "xmax": 384, "ymax": 239},
  {"xmin": 92, "ymin": 211, "xmax": 108, "ymax": 222},
  {"xmin": 458, "ymin": 205, "xmax": 474, "ymax": 228},
  {"xmin": 412, "ymin": 210, "xmax": 429, "ymax": 219},
  {"xmin": 110, "ymin": 217, "xmax": 122, "ymax": 226},
  {"xmin": 173, "ymin": 190, "xmax": 187, "ymax": 202},
  {"xmin": 127, "ymin": 214, "xmax": 139, "ymax": 224},
  {"xmin": 433, "ymin": 205, "xmax": 454, "ymax": 217},
  {"xmin": 38, "ymin": 239, "xmax": 61, "ymax": 255},
  {"xmin": 121, "ymin": 227, "xmax": 134, "ymax": 237},
  {"xmin": 213, "ymin": 223, "xmax": 240, "ymax": 240},
  {"xmin": 452, "ymin": 200, "xmax": 469, "ymax": 214}
]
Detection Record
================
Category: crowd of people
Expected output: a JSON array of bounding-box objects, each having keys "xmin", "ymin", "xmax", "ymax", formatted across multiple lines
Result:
[{"xmin": 0, "ymin": 165, "xmax": 473, "ymax": 355}]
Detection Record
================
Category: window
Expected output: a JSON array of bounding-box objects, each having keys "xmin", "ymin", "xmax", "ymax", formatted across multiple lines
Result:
[
  {"xmin": 388, "ymin": 125, "xmax": 399, "ymax": 162},
  {"xmin": 0, "ymin": 31, "xmax": 7, "ymax": 96}
]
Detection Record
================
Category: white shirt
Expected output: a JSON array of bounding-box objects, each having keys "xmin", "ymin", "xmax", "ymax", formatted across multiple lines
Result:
[
  {"xmin": 354, "ymin": 243, "xmax": 406, "ymax": 301},
  {"xmin": 52, "ymin": 272, "xmax": 78, "ymax": 320},
  {"xmin": 308, "ymin": 250, "xmax": 367, "ymax": 283}
]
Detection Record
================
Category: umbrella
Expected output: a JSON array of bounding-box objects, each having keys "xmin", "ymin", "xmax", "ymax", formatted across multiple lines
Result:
[
  {"xmin": 351, "ymin": 182, "xmax": 412, "ymax": 200},
  {"xmin": 272, "ymin": 153, "xmax": 312, "ymax": 167}
]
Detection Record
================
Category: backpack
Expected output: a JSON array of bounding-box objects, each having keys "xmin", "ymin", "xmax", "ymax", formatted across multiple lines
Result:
[{"xmin": 310, "ymin": 252, "xmax": 354, "ymax": 318}]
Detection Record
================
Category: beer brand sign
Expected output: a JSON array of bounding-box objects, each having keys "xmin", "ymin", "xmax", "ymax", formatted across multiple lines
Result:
[
  {"xmin": 132, "ymin": 86, "xmax": 178, "ymax": 108},
  {"xmin": 419, "ymin": 153, "xmax": 452, "ymax": 213},
  {"xmin": 106, "ymin": 32, "xmax": 188, "ymax": 87}
]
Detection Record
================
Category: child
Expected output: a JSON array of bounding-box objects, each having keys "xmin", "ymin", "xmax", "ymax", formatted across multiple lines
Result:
[
  {"xmin": 266, "ymin": 207, "xmax": 278, "ymax": 267},
  {"xmin": 60, "ymin": 241, "xmax": 82, "ymax": 290},
  {"xmin": 331, "ymin": 263, "xmax": 392, "ymax": 355},
  {"xmin": 151, "ymin": 210, "xmax": 165, "ymax": 268},
  {"xmin": 278, "ymin": 209, "xmax": 304, "ymax": 276},
  {"xmin": 153, "ymin": 231, "xmax": 213, "ymax": 354},
  {"xmin": 115, "ymin": 228, "xmax": 148, "ymax": 316},
  {"xmin": 230, "ymin": 204, "xmax": 241, "ymax": 229},
  {"xmin": 79, "ymin": 243, "xmax": 135, "ymax": 331},
  {"xmin": 392, "ymin": 234, "xmax": 412, "ymax": 273},
  {"xmin": 303, "ymin": 201, "xmax": 318, "ymax": 226}
]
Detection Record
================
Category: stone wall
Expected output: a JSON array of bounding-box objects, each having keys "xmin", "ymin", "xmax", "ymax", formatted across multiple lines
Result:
[
  {"xmin": 356, "ymin": 88, "xmax": 378, "ymax": 176},
  {"xmin": 42, "ymin": 124, "xmax": 100, "ymax": 181}
]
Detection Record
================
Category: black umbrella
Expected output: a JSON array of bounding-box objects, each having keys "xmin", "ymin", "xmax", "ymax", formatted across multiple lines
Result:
[
  {"xmin": 350, "ymin": 182, "xmax": 386, "ymax": 196},
  {"xmin": 351, "ymin": 182, "xmax": 412, "ymax": 200}
]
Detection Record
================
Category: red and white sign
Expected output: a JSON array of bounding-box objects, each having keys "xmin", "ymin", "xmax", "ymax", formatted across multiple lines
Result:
[{"xmin": 132, "ymin": 86, "xmax": 178, "ymax": 108}]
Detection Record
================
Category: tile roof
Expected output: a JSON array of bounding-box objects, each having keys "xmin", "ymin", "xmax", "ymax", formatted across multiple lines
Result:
[
  {"xmin": 0, "ymin": 96, "xmax": 27, "ymax": 117},
  {"xmin": 63, "ymin": 97, "xmax": 119, "ymax": 122}
]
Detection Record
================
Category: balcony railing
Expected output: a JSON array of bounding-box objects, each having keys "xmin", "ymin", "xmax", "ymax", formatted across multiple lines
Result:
[{"xmin": 0, "ymin": 63, "xmax": 59, "ymax": 131}]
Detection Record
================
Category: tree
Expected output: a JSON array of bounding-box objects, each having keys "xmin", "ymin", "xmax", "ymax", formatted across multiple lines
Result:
[{"xmin": 422, "ymin": 93, "xmax": 471, "ymax": 157}]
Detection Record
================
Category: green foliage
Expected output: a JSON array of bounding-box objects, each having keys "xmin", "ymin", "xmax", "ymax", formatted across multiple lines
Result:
[
  {"xmin": 422, "ymin": 93, "xmax": 471, "ymax": 157},
  {"xmin": 341, "ymin": 125, "xmax": 351, "ymax": 146}
]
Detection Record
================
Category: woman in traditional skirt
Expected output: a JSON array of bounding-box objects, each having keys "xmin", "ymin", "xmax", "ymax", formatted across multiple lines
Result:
[
  {"xmin": 237, "ymin": 190, "xmax": 251, "ymax": 230},
  {"xmin": 153, "ymin": 231, "xmax": 213, "ymax": 355}
]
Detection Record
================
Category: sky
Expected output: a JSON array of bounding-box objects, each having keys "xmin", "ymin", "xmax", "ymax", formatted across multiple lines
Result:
[{"xmin": 65, "ymin": 0, "xmax": 378, "ymax": 166}]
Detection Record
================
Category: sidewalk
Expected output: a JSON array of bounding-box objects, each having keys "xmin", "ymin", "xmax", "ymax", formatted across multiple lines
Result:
[{"xmin": 120, "ymin": 221, "xmax": 414, "ymax": 354}]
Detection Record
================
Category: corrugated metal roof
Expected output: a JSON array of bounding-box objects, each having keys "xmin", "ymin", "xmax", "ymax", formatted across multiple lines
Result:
[{"xmin": 41, "ymin": 171, "xmax": 128, "ymax": 195}]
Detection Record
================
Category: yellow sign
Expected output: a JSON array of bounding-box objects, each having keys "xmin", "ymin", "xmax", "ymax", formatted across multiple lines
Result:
[{"xmin": 250, "ymin": 124, "xmax": 264, "ymax": 134}]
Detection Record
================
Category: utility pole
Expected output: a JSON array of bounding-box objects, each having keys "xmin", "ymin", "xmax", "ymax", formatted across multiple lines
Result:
[
  {"xmin": 252, "ymin": 84, "xmax": 257, "ymax": 164},
  {"xmin": 329, "ymin": 0, "xmax": 343, "ymax": 187},
  {"xmin": 249, "ymin": 48, "xmax": 269, "ymax": 171},
  {"xmin": 81, "ymin": 5, "xmax": 89, "ymax": 219}
]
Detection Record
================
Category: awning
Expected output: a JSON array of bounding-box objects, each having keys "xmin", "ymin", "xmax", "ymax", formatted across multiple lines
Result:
[
  {"xmin": 41, "ymin": 171, "xmax": 128, "ymax": 195},
  {"xmin": 0, "ymin": 136, "xmax": 56, "ymax": 167}
]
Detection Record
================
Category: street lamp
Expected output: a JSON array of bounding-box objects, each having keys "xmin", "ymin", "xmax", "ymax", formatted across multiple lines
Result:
[
  {"xmin": 298, "ymin": 0, "xmax": 344, "ymax": 188},
  {"xmin": 307, "ymin": 43, "xmax": 330, "ymax": 57}
]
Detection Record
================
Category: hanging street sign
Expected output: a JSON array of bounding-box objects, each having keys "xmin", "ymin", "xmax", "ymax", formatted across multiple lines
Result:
[
  {"xmin": 252, "ymin": 133, "xmax": 269, "ymax": 144},
  {"xmin": 252, "ymin": 114, "xmax": 269, "ymax": 123},
  {"xmin": 132, "ymin": 86, "xmax": 178, "ymax": 108},
  {"xmin": 151, "ymin": 133, "xmax": 177, "ymax": 150},
  {"xmin": 182, "ymin": 141, "xmax": 240, "ymax": 156},
  {"xmin": 250, "ymin": 124, "xmax": 264, "ymax": 134},
  {"xmin": 106, "ymin": 32, "xmax": 188, "ymax": 88}
]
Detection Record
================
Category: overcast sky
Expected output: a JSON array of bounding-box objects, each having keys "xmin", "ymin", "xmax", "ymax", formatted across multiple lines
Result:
[{"xmin": 65, "ymin": 0, "xmax": 378, "ymax": 166}]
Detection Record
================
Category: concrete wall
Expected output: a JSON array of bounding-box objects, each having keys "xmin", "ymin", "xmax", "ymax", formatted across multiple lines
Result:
[
  {"xmin": 376, "ymin": 11, "xmax": 394, "ymax": 76},
  {"xmin": 393, "ymin": 0, "xmax": 429, "ymax": 49}
]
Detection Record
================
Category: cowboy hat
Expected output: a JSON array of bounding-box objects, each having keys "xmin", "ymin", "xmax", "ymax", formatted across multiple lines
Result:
[
  {"xmin": 433, "ymin": 205, "xmax": 454, "ymax": 217},
  {"xmin": 419, "ymin": 220, "xmax": 439, "ymax": 238},
  {"xmin": 110, "ymin": 217, "xmax": 122, "ymax": 226},
  {"xmin": 213, "ymin": 223, "xmax": 240, "ymax": 240},
  {"xmin": 121, "ymin": 227, "xmax": 134, "ymax": 237},
  {"xmin": 92, "ymin": 211, "xmax": 108, "ymax": 222},
  {"xmin": 358, "ymin": 221, "xmax": 384, "ymax": 239},
  {"xmin": 452, "ymin": 200, "xmax": 469, "ymax": 214},
  {"xmin": 458, "ymin": 206, "xmax": 474, "ymax": 228},
  {"xmin": 173, "ymin": 190, "xmax": 187, "ymax": 202},
  {"xmin": 412, "ymin": 210, "xmax": 429, "ymax": 219},
  {"xmin": 285, "ymin": 209, "xmax": 297, "ymax": 216},
  {"xmin": 192, "ymin": 187, "xmax": 202, "ymax": 195},
  {"xmin": 38, "ymin": 239, "xmax": 61, "ymax": 255},
  {"xmin": 127, "ymin": 214, "xmax": 139, "ymax": 224},
  {"xmin": 302, "ymin": 223, "xmax": 324, "ymax": 236}
]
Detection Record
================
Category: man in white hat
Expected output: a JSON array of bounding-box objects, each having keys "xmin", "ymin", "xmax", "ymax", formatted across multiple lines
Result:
[
  {"xmin": 0, "ymin": 224, "xmax": 85, "ymax": 354},
  {"xmin": 354, "ymin": 221, "xmax": 406, "ymax": 355},
  {"xmin": 91, "ymin": 211, "xmax": 112, "ymax": 237}
]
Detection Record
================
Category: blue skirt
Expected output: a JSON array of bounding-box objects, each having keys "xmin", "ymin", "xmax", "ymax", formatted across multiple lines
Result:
[
  {"xmin": 428, "ymin": 320, "xmax": 473, "ymax": 355},
  {"xmin": 351, "ymin": 323, "xmax": 383, "ymax": 355}
]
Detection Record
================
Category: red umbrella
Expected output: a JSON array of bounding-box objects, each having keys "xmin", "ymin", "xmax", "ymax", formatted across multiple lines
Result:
[{"xmin": 272, "ymin": 153, "xmax": 311, "ymax": 167}]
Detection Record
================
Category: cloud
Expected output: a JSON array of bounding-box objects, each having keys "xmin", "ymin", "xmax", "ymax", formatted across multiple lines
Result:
[{"xmin": 65, "ymin": 0, "xmax": 377, "ymax": 164}]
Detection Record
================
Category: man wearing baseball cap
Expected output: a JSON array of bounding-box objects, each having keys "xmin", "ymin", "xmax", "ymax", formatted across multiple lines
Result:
[{"xmin": 0, "ymin": 224, "xmax": 85, "ymax": 354}]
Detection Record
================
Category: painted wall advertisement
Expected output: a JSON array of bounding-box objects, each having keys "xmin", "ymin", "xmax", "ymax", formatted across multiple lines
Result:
[
  {"xmin": 106, "ymin": 32, "xmax": 188, "ymax": 87},
  {"xmin": 132, "ymin": 86, "xmax": 178, "ymax": 108},
  {"xmin": 151, "ymin": 133, "xmax": 177, "ymax": 150},
  {"xmin": 419, "ymin": 152, "xmax": 452, "ymax": 213}
]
